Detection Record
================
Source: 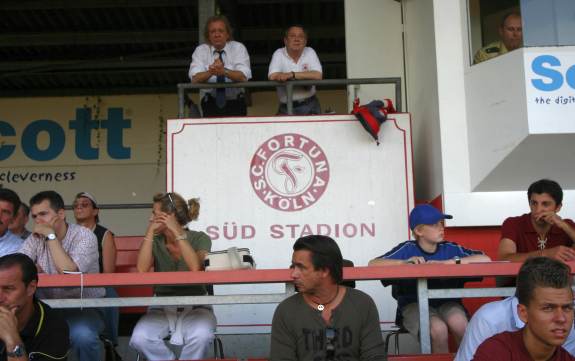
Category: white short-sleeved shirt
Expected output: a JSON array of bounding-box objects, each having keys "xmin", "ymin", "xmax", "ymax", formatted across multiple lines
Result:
[
  {"xmin": 188, "ymin": 41, "xmax": 252, "ymax": 100},
  {"xmin": 455, "ymin": 296, "xmax": 575, "ymax": 360},
  {"xmin": 268, "ymin": 47, "xmax": 322, "ymax": 103},
  {"xmin": 19, "ymin": 223, "xmax": 105, "ymax": 299}
]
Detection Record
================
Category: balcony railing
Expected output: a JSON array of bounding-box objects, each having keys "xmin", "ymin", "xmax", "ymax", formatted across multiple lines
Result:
[{"xmin": 177, "ymin": 77, "xmax": 402, "ymax": 118}]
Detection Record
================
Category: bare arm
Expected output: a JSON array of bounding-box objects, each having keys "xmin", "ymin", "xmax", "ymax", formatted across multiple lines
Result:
[
  {"xmin": 269, "ymin": 71, "xmax": 322, "ymax": 82},
  {"xmin": 177, "ymin": 237, "xmax": 207, "ymax": 272},
  {"xmin": 294, "ymin": 70, "xmax": 322, "ymax": 80},
  {"xmin": 498, "ymin": 237, "xmax": 575, "ymax": 262},
  {"xmin": 34, "ymin": 223, "xmax": 79, "ymax": 273},
  {"xmin": 0, "ymin": 306, "xmax": 28, "ymax": 361},
  {"xmin": 136, "ymin": 218, "xmax": 158, "ymax": 273},
  {"xmin": 191, "ymin": 71, "xmax": 214, "ymax": 84},
  {"xmin": 102, "ymin": 231, "xmax": 117, "ymax": 273},
  {"xmin": 369, "ymin": 256, "xmax": 425, "ymax": 266},
  {"xmin": 46, "ymin": 239, "xmax": 79, "ymax": 273}
]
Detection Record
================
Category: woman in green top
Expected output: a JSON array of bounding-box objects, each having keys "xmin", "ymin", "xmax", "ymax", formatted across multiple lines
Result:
[{"xmin": 129, "ymin": 192, "xmax": 215, "ymax": 360}]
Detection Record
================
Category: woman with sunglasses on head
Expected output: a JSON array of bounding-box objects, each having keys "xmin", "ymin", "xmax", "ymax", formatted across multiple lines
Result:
[{"xmin": 129, "ymin": 192, "xmax": 215, "ymax": 361}]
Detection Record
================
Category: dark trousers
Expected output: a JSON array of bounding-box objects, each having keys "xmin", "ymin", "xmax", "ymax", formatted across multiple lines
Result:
[
  {"xmin": 277, "ymin": 95, "xmax": 321, "ymax": 115},
  {"xmin": 201, "ymin": 94, "xmax": 247, "ymax": 117}
]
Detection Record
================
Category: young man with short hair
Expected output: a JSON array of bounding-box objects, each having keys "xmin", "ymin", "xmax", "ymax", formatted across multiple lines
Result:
[
  {"xmin": 19, "ymin": 190, "xmax": 104, "ymax": 361},
  {"xmin": 369, "ymin": 204, "xmax": 490, "ymax": 353},
  {"xmin": 498, "ymin": 179, "xmax": 575, "ymax": 263},
  {"xmin": 0, "ymin": 188, "xmax": 23, "ymax": 257},
  {"xmin": 270, "ymin": 235, "xmax": 386, "ymax": 361},
  {"xmin": 472, "ymin": 257, "xmax": 575, "ymax": 361},
  {"xmin": 0, "ymin": 253, "xmax": 69, "ymax": 361}
]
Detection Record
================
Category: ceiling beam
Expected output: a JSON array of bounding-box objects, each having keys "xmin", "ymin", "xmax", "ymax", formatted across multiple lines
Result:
[
  {"xmin": 0, "ymin": 26, "xmax": 344, "ymax": 47},
  {"xmin": 0, "ymin": 0, "xmax": 196, "ymax": 10}
]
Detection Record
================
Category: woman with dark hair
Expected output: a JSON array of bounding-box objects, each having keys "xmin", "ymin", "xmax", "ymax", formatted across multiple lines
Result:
[{"xmin": 129, "ymin": 192, "xmax": 215, "ymax": 360}]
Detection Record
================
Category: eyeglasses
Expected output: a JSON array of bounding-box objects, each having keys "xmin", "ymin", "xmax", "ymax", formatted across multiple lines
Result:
[
  {"xmin": 73, "ymin": 201, "xmax": 92, "ymax": 209},
  {"xmin": 325, "ymin": 327, "xmax": 336, "ymax": 361}
]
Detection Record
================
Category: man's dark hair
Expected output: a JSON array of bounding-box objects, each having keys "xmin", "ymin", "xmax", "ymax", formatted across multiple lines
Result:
[
  {"xmin": 293, "ymin": 235, "xmax": 343, "ymax": 283},
  {"xmin": 527, "ymin": 179, "xmax": 563, "ymax": 205},
  {"xmin": 203, "ymin": 15, "xmax": 234, "ymax": 43},
  {"xmin": 500, "ymin": 11, "xmax": 521, "ymax": 28},
  {"xmin": 0, "ymin": 253, "xmax": 39, "ymax": 286},
  {"xmin": 30, "ymin": 190, "xmax": 65, "ymax": 212},
  {"xmin": 0, "ymin": 188, "xmax": 21, "ymax": 215},
  {"xmin": 20, "ymin": 202, "xmax": 30, "ymax": 216},
  {"xmin": 284, "ymin": 24, "xmax": 308, "ymax": 39},
  {"xmin": 515, "ymin": 257, "xmax": 571, "ymax": 306}
]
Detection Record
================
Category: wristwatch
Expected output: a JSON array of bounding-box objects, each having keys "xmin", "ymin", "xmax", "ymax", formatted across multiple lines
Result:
[
  {"xmin": 46, "ymin": 233, "xmax": 57, "ymax": 241},
  {"xmin": 224, "ymin": 68, "xmax": 230, "ymax": 77},
  {"xmin": 7, "ymin": 344, "xmax": 26, "ymax": 358},
  {"xmin": 454, "ymin": 256, "xmax": 461, "ymax": 265}
]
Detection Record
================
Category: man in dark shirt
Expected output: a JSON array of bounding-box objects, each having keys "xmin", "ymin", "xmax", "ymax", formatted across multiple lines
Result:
[
  {"xmin": 499, "ymin": 179, "xmax": 575, "ymax": 263},
  {"xmin": 270, "ymin": 235, "xmax": 385, "ymax": 361},
  {"xmin": 0, "ymin": 253, "xmax": 69, "ymax": 361},
  {"xmin": 473, "ymin": 257, "xmax": 575, "ymax": 361}
]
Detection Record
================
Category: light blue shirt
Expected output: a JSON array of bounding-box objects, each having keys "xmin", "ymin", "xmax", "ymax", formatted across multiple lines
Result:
[
  {"xmin": 455, "ymin": 296, "xmax": 575, "ymax": 360},
  {"xmin": 0, "ymin": 230, "xmax": 24, "ymax": 256}
]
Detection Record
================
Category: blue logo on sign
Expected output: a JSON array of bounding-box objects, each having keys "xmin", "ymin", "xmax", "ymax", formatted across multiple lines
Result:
[
  {"xmin": 531, "ymin": 54, "xmax": 575, "ymax": 91},
  {"xmin": 0, "ymin": 107, "xmax": 131, "ymax": 161}
]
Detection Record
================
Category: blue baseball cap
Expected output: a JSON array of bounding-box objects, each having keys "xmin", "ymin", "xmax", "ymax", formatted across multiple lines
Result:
[{"xmin": 409, "ymin": 204, "xmax": 453, "ymax": 230}]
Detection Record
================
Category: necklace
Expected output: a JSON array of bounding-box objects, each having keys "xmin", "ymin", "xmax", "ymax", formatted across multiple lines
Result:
[
  {"xmin": 537, "ymin": 234, "xmax": 548, "ymax": 250},
  {"xmin": 314, "ymin": 286, "xmax": 340, "ymax": 311}
]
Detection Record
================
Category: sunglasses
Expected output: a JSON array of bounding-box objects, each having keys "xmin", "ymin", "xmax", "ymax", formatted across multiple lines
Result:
[
  {"xmin": 325, "ymin": 327, "xmax": 336, "ymax": 361},
  {"xmin": 165, "ymin": 193, "xmax": 176, "ymax": 212}
]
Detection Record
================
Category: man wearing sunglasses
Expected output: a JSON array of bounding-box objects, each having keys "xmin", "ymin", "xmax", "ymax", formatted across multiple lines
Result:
[{"xmin": 270, "ymin": 235, "xmax": 386, "ymax": 361}]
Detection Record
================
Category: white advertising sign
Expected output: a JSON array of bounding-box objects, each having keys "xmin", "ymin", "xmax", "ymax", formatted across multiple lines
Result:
[
  {"xmin": 525, "ymin": 46, "xmax": 575, "ymax": 133},
  {"xmin": 167, "ymin": 114, "xmax": 414, "ymax": 332}
]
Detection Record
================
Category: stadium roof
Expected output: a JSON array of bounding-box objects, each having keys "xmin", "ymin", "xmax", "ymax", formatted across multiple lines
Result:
[{"xmin": 0, "ymin": 0, "xmax": 346, "ymax": 97}]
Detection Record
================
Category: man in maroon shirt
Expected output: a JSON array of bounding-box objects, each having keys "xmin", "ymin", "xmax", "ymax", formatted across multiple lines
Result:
[
  {"xmin": 473, "ymin": 257, "xmax": 575, "ymax": 361},
  {"xmin": 499, "ymin": 179, "xmax": 575, "ymax": 263}
]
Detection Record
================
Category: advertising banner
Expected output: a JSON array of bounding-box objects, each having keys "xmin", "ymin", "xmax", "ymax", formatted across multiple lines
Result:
[
  {"xmin": 525, "ymin": 46, "xmax": 575, "ymax": 133},
  {"xmin": 0, "ymin": 95, "xmax": 173, "ymax": 235}
]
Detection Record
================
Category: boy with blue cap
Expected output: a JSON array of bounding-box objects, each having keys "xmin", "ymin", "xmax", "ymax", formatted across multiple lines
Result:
[{"xmin": 369, "ymin": 204, "xmax": 490, "ymax": 353}]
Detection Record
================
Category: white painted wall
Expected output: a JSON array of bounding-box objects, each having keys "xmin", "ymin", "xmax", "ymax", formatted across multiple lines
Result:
[
  {"xmin": 402, "ymin": 0, "xmax": 443, "ymax": 201},
  {"xmin": 432, "ymin": 0, "xmax": 471, "ymax": 200},
  {"xmin": 344, "ymin": 0, "xmax": 404, "ymax": 110},
  {"xmin": 465, "ymin": 49, "xmax": 529, "ymax": 191}
]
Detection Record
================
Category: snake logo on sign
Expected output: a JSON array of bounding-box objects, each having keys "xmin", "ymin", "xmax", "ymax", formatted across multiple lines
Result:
[{"xmin": 250, "ymin": 133, "xmax": 330, "ymax": 212}]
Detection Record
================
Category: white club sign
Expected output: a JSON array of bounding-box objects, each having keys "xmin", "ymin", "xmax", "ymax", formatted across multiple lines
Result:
[{"xmin": 167, "ymin": 114, "xmax": 414, "ymax": 332}]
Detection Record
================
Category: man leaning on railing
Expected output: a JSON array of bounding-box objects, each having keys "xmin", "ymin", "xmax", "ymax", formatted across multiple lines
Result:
[
  {"xmin": 268, "ymin": 25, "xmax": 323, "ymax": 115},
  {"xmin": 188, "ymin": 15, "xmax": 251, "ymax": 118}
]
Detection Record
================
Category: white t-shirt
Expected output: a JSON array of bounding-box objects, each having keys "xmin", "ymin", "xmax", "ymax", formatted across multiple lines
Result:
[{"xmin": 268, "ymin": 47, "xmax": 322, "ymax": 103}]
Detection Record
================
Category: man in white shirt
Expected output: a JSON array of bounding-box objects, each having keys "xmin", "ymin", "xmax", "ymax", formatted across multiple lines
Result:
[
  {"xmin": 189, "ymin": 15, "xmax": 251, "ymax": 117},
  {"xmin": 268, "ymin": 25, "xmax": 323, "ymax": 115},
  {"xmin": 0, "ymin": 188, "xmax": 23, "ymax": 257},
  {"xmin": 19, "ymin": 190, "xmax": 104, "ymax": 361}
]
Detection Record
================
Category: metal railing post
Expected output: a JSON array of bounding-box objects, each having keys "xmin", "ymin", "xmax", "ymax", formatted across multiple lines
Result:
[
  {"xmin": 178, "ymin": 85, "xmax": 185, "ymax": 119},
  {"xmin": 286, "ymin": 82, "xmax": 294, "ymax": 115}
]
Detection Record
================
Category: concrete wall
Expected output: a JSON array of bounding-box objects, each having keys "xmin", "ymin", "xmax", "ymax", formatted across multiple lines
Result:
[
  {"xmin": 402, "ymin": 0, "xmax": 443, "ymax": 202},
  {"xmin": 344, "ymin": 0, "xmax": 404, "ymax": 109}
]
